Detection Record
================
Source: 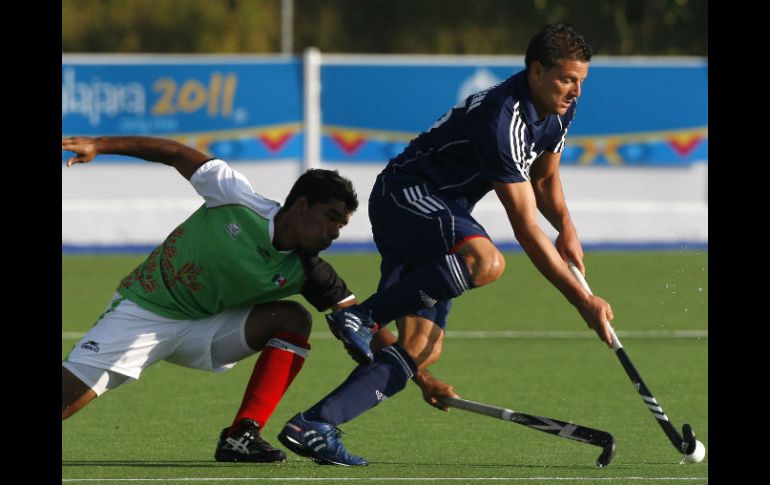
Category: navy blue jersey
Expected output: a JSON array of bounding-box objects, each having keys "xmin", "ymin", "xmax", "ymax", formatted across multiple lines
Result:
[{"xmin": 374, "ymin": 70, "xmax": 575, "ymax": 209}]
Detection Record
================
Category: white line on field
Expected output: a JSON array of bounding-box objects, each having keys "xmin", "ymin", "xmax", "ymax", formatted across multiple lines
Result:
[
  {"xmin": 61, "ymin": 478, "xmax": 708, "ymax": 483},
  {"xmin": 61, "ymin": 330, "xmax": 708, "ymax": 340}
]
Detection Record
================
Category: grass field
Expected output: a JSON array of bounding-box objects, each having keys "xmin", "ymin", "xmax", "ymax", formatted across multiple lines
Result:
[{"xmin": 62, "ymin": 251, "xmax": 708, "ymax": 483}]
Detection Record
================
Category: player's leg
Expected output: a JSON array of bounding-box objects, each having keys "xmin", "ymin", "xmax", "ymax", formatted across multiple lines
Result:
[
  {"xmin": 277, "ymin": 312, "xmax": 446, "ymax": 466},
  {"xmin": 62, "ymin": 367, "xmax": 97, "ymax": 419},
  {"xmin": 211, "ymin": 300, "xmax": 311, "ymax": 463},
  {"xmin": 277, "ymin": 254, "xmax": 451, "ymax": 465},
  {"xmin": 62, "ymin": 296, "xmax": 118, "ymax": 420},
  {"xmin": 361, "ymin": 190, "xmax": 504, "ymax": 322},
  {"xmin": 395, "ymin": 314, "xmax": 446, "ymax": 369},
  {"xmin": 297, "ymin": 311, "xmax": 443, "ymax": 421},
  {"xmin": 327, "ymin": 191, "xmax": 504, "ymax": 363},
  {"xmin": 277, "ymin": 339, "xmax": 414, "ymax": 466},
  {"xmin": 62, "ymin": 364, "xmax": 130, "ymax": 420},
  {"xmin": 453, "ymin": 235, "xmax": 506, "ymax": 287},
  {"xmin": 62, "ymin": 296, "xmax": 174, "ymax": 420},
  {"xmin": 359, "ymin": 235, "xmax": 505, "ymax": 325},
  {"xmin": 224, "ymin": 300, "xmax": 312, "ymax": 429}
]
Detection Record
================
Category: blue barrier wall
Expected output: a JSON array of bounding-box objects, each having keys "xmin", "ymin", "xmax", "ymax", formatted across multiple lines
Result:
[
  {"xmin": 62, "ymin": 56, "xmax": 303, "ymax": 162},
  {"xmin": 62, "ymin": 55, "xmax": 707, "ymax": 167},
  {"xmin": 320, "ymin": 58, "xmax": 707, "ymax": 165}
]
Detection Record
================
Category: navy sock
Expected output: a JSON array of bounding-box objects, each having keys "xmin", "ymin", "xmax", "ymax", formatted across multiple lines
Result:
[
  {"xmin": 360, "ymin": 253, "xmax": 474, "ymax": 325},
  {"xmin": 303, "ymin": 345, "xmax": 417, "ymax": 426}
]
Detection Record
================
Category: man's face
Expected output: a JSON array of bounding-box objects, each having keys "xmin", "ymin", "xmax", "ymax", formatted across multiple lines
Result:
[
  {"xmin": 529, "ymin": 59, "xmax": 589, "ymax": 118},
  {"xmin": 297, "ymin": 199, "xmax": 351, "ymax": 254}
]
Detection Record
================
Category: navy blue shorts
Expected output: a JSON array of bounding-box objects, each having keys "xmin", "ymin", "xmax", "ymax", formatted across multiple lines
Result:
[{"xmin": 368, "ymin": 181, "xmax": 490, "ymax": 328}]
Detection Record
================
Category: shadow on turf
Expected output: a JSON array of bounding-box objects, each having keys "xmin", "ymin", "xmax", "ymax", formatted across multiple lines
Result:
[
  {"xmin": 62, "ymin": 461, "xmax": 250, "ymax": 468},
  {"xmin": 62, "ymin": 459, "xmax": 689, "ymax": 469},
  {"xmin": 371, "ymin": 461, "xmax": 610, "ymax": 469}
]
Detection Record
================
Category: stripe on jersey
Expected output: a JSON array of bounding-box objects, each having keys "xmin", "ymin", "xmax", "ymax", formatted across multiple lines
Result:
[
  {"xmin": 553, "ymin": 128, "xmax": 568, "ymax": 153},
  {"xmin": 416, "ymin": 187, "xmax": 444, "ymax": 212},
  {"xmin": 509, "ymin": 102, "xmax": 533, "ymax": 181},
  {"xmin": 403, "ymin": 186, "xmax": 445, "ymax": 214},
  {"xmin": 403, "ymin": 187, "xmax": 433, "ymax": 213}
]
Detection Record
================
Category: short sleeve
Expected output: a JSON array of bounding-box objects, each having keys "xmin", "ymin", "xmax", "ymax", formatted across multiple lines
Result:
[
  {"xmin": 189, "ymin": 159, "xmax": 281, "ymax": 215},
  {"xmin": 190, "ymin": 159, "xmax": 256, "ymax": 207},
  {"xmin": 470, "ymin": 102, "xmax": 530, "ymax": 183}
]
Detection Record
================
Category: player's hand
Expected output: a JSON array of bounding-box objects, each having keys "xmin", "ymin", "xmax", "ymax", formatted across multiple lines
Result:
[
  {"xmin": 414, "ymin": 371, "xmax": 457, "ymax": 411},
  {"xmin": 62, "ymin": 137, "xmax": 99, "ymax": 167},
  {"xmin": 577, "ymin": 294, "xmax": 614, "ymax": 347},
  {"xmin": 556, "ymin": 226, "xmax": 584, "ymax": 275}
]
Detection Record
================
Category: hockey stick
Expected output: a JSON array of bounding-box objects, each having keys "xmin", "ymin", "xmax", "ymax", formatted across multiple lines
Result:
[
  {"xmin": 442, "ymin": 396, "xmax": 616, "ymax": 467},
  {"xmin": 567, "ymin": 261, "xmax": 705, "ymax": 463}
]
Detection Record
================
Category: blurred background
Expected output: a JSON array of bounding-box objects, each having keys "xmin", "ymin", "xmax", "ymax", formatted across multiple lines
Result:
[
  {"xmin": 62, "ymin": 0, "xmax": 707, "ymax": 55},
  {"xmin": 62, "ymin": 0, "xmax": 708, "ymax": 252}
]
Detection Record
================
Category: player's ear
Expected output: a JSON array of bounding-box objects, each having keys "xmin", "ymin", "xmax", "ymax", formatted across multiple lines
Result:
[
  {"xmin": 292, "ymin": 196, "xmax": 309, "ymax": 212},
  {"xmin": 530, "ymin": 61, "xmax": 545, "ymax": 81}
]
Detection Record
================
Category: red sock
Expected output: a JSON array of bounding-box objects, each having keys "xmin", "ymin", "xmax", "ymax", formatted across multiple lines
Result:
[{"xmin": 230, "ymin": 332, "xmax": 310, "ymax": 432}]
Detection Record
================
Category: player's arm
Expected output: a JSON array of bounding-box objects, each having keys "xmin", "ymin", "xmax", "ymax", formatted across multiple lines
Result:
[
  {"xmin": 493, "ymin": 179, "xmax": 614, "ymax": 346},
  {"xmin": 530, "ymin": 150, "xmax": 584, "ymax": 274},
  {"xmin": 62, "ymin": 136, "xmax": 210, "ymax": 180},
  {"xmin": 371, "ymin": 327, "xmax": 457, "ymax": 411}
]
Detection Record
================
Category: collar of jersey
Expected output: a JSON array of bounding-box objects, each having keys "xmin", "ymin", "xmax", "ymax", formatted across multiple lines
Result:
[
  {"xmin": 513, "ymin": 70, "xmax": 545, "ymax": 126},
  {"xmin": 267, "ymin": 205, "xmax": 296, "ymax": 255}
]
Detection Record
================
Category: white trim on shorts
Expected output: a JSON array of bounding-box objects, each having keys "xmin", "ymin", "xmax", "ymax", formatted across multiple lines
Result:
[{"xmin": 62, "ymin": 360, "xmax": 129, "ymax": 396}]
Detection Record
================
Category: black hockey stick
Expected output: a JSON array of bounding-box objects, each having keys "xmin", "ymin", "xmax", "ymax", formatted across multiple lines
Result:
[
  {"xmin": 568, "ymin": 262, "xmax": 705, "ymax": 463},
  {"xmin": 442, "ymin": 396, "xmax": 616, "ymax": 467}
]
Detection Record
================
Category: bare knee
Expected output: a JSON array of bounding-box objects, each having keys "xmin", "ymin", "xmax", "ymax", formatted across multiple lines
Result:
[
  {"xmin": 462, "ymin": 249, "xmax": 505, "ymax": 287},
  {"xmin": 455, "ymin": 239, "xmax": 506, "ymax": 287},
  {"xmin": 274, "ymin": 300, "xmax": 313, "ymax": 336},
  {"xmin": 244, "ymin": 300, "xmax": 312, "ymax": 350},
  {"xmin": 485, "ymin": 250, "xmax": 506, "ymax": 283}
]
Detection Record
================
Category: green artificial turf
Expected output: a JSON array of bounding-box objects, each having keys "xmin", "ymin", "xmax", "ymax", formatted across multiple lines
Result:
[{"xmin": 62, "ymin": 251, "xmax": 707, "ymax": 483}]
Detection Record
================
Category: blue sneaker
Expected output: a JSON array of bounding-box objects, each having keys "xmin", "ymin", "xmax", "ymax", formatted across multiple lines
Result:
[
  {"xmin": 277, "ymin": 413, "xmax": 368, "ymax": 466},
  {"xmin": 325, "ymin": 305, "xmax": 378, "ymax": 365}
]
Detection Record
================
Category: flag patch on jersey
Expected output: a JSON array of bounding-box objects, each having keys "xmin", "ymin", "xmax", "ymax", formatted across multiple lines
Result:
[{"xmin": 272, "ymin": 274, "xmax": 288, "ymax": 287}]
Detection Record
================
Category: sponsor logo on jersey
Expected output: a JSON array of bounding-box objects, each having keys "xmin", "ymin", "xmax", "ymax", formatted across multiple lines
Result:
[
  {"xmin": 80, "ymin": 340, "xmax": 100, "ymax": 353},
  {"xmin": 272, "ymin": 274, "xmax": 288, "ymax": 287},
  {"xmin": 225, "ymin": 222, "xmax": 241, "ymax": 239}
]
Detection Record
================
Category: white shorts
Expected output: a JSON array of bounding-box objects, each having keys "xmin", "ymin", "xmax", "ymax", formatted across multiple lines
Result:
[{"xmin": 63, "ymin": 294, "xmax": 255, "ymax": 394}]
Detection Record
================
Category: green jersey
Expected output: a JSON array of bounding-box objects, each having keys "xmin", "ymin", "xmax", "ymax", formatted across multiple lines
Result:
[{"xmin": 116, "ymin": 159, "xmax": 351, "ymax": 319}]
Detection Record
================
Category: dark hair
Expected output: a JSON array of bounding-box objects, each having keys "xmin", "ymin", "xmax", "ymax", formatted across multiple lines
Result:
[
  {"xmin": 525, "ymin": 24, "xmax": 593, "ymax": 71},
  {"xmin": 284, "ymin": 168, "xmax": 358, "ymax": 213}
]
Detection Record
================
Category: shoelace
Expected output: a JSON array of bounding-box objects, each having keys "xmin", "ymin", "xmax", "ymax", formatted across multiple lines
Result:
[
  {"xmin": 320, "ymin": 427, "xmax": 357, "ymax": 458},
  {"xmin": 236, "ymin": 428, "xmax": 274, "ymax": 450},
  {"xmin": 318, "ymin": 426, "xmax": 346, "ymax": 447}
]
